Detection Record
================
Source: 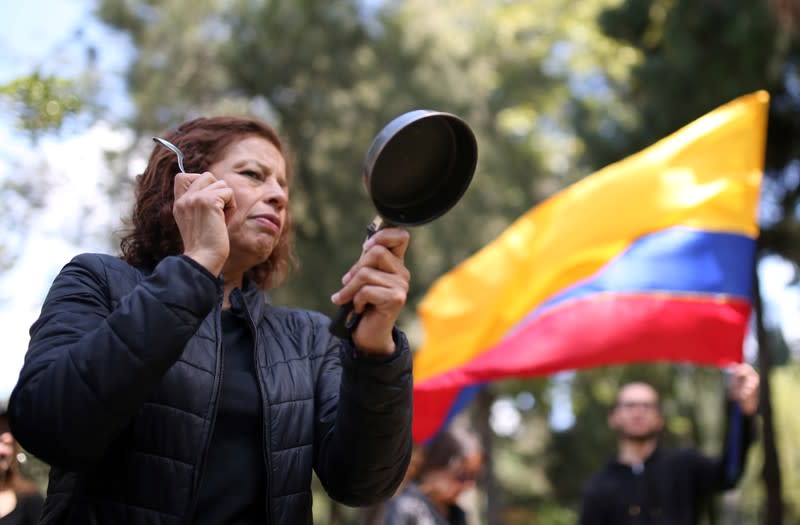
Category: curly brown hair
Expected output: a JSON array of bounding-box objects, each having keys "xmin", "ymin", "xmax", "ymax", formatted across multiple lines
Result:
[{"xmin": 120, "ymin": 116, "xmax": 297, "ymax": 289}]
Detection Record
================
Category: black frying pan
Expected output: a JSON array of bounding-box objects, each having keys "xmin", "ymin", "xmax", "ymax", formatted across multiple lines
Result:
[{"xmin": 330, "ymin": 110, "xmax": 478, "ymax": 338}]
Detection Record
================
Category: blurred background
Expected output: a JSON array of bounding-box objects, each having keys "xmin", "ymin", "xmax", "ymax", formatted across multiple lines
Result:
[{"xmin": 1, "ymin": 0, "xmax": 800, "ymax": 523}]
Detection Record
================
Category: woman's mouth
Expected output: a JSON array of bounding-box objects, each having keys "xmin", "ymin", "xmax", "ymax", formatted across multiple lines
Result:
[{"xmin": 249, "ymin": 213, "xmax": 281, "ymax": 233}]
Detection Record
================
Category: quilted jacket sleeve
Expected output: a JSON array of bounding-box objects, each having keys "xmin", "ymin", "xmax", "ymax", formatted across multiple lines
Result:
[
  {"xmin": 8, "ymin": 253, "xmax": 220, "ymax": 470},
  {"xmin": 312, "ymin": 324, "xmax": 413, "ymax": 507}
]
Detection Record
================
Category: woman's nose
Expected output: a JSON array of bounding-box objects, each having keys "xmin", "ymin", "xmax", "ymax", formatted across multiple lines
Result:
[{"xmin": 262, "ymin": 180, "xmax": 288, "ymax": 209}]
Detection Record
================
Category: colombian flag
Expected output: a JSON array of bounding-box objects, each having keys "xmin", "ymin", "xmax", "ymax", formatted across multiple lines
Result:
[{"xmin": 413, "ymin": 91, "xmax": 769, "ymax": 444}]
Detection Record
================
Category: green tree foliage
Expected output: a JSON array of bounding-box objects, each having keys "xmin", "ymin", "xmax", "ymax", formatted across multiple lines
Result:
[
  {"xmin": 770, "ymin": 363, "xmax": 800, "ymax": 519},
  {"xmin": 735, "ymin": 354, "xmax": 800, "ymax": 524},
  {"xmin": 572, "ymin": 0, "xmax": 800, "ymax": 263},
  {"xmin": 0, "ymin": 73, "xmax": 85, "ymax": 140}
]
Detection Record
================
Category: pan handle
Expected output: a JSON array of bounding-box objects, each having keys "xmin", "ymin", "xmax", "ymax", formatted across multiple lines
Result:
[
  {"xmin": 329, "ymin": 302, "xmax": 358, "ymax": 339},
  {"xmin": 329, "ymin": 218, "xmax": 385, "ymax": 339}
]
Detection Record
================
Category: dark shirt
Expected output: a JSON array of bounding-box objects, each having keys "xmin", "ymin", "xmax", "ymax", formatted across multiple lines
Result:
[
  {"xmin": 579, "ymin": 402, "xmax": 754, "ymax": 525},
  {"xmin": 194, "ymin": 308, "xmax": 266, "ymax": 524},
  {"xmin": 0, "ymin": 492, "xmax": 44, "ymax": 525}
]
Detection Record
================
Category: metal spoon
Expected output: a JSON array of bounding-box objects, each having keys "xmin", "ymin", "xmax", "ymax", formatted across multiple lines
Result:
[{"xmin": 152, "ymin": 137, "xmax": 186, "ymax": 173}]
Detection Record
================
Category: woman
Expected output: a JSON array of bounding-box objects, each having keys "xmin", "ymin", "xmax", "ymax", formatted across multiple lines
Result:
[
  {"xmin": 381, "ymin": 427, "xmax": 483, "ymax": 525},
  {"xmin": 0, "ymin": 410, "xmax": 43, "ymax": 525},
  {"xmin": 8, "ymin": 116, "xmax": 413, "ymax": 524}
]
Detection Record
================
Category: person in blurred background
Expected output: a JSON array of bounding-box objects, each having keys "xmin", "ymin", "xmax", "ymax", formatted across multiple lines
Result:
[
  {"xmin": 360, "ymin": 445, "xmax": 426, "ymax": 525},
  {"xmin": 579, "ymin": 363, "xmax": 760, "ymax": 525},
  {"xmin": 8, "ymin": 116, "xmax": 413, "ymax": 524},
  {"xmin": 381, "ymin": 426, "xmax": 483, "ymax": 525},
  {"xmin": 0, "ymin": 408, "xmax": 43, "ymax": 525}
]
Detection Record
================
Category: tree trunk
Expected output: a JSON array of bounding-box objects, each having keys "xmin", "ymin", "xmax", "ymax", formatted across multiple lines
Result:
[
  {"xmin": 473, "ymin": 389, "xmax": 500, "ymax": 525},
  {"xmin": 753, "ymin": 248, "xmax": 784, "ymax": 525}
]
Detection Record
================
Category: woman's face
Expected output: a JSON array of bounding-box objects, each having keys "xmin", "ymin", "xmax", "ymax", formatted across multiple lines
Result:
[
  {"xmin": 208, "ymin": 135, "xmax": 289, "ymax": 274},
  {"xmin": 423, "ymin": 451, "xmax": 483, "ymax": 506},
  {"xmin": 0, "ymin": 432, "xmax": 15, "ymax": 474}
]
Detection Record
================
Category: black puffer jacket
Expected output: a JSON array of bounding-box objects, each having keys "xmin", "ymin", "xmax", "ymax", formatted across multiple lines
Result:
[{"xmin": 9, "ymin": 253, "xmax": 413, "ymax": 524}]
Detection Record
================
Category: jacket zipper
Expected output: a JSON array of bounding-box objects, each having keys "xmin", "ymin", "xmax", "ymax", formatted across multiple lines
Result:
[
  {"xmin": 185, "ymin": 295, "xmax": 225, "ymax": 523},
  {"xmin": 244, "ymin": 298, "xmax": 272, "ymax": 523}
]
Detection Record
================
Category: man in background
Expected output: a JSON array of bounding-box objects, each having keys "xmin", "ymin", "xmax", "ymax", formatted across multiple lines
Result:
[{"xmin": 579, "ymin": 363, "xmax": 759, "ymax": 525}]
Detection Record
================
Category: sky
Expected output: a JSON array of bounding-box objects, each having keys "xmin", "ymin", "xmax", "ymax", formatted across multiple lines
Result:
[
  {"xmin": 0, "ymin": 0, "xmax": 137, "ymax": 401},
  {"xmin": 1, "ymin": 1, "xmax": 799, "ymax": 409}
]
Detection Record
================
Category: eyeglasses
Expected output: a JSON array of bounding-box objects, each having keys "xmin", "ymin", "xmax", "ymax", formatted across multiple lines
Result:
[
  {"xmin": 453, "ymin": 470, "xmax": 480, "ymax": 483},
  {"xmin": 616, "ymin": 401, "xmax": 659, "ymax": 411}
]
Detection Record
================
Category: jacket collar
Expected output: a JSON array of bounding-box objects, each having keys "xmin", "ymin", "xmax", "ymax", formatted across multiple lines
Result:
[
  {"xmin": 608, "ymin": 443, "xmax": 663, "ymax": 471},
  {"xmin": 229, "ymin": 277, "xmax": 268, "ymax": 324}
]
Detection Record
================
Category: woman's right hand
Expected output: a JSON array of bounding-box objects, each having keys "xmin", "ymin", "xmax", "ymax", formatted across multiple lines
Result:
[{"xmin": 173, "ymin": 171, "xmax": 236, "ymax": 276}]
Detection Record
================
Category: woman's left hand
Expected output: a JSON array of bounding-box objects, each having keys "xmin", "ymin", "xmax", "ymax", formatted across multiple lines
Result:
[{"xmin": 331, "ymin": 228, "xmax": 411, "ymax": 355}]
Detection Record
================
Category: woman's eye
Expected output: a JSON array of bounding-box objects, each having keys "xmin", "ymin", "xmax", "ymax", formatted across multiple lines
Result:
[{"xmin": 241, "ymin": 170, "xmax": 260, "ymax": 179}]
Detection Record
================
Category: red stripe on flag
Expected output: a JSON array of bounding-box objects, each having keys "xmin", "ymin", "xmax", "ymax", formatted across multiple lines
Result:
[{"xmin": 413, "ymin": 295, "xmax": 750, "ymax": 443}]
